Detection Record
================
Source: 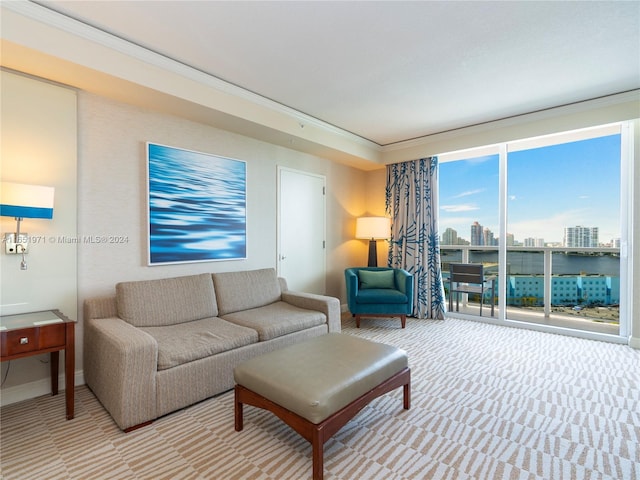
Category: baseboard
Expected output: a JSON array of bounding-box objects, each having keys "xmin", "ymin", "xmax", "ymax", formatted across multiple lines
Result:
[
  {"xmin": 0, "ymin": 371, "xmax": 84, "ymax": 407},
  {"xmin": 340, "ymin": 303, "xmax": 349, "ymax": 313},
  {"xmin": 629, "ymin": 336, "xmax": 640, "ymax": 349}
]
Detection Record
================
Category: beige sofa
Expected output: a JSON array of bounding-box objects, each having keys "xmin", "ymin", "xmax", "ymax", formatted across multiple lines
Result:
[{"xmin": 83, "ymin": 268, "xmax": 341, "ymax": 431}]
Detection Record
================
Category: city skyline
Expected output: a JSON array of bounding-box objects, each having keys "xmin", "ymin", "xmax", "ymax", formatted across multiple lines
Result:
[
  {"xmin": 441, "ymin": 222, "xmax": 606, "ymax": 248},
  {"xmin": 439, "ymin": 134, "xmax": 621, "ymax": 245}
]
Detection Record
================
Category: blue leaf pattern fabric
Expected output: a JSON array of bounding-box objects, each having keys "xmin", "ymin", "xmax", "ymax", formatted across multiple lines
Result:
[{"xmin": 386, "ymin": 157, "xmax": 446, "ymax": 319}]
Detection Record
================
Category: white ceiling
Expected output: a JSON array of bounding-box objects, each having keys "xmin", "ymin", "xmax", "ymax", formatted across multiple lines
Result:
[{"xmin": 35, "ymin": 0, "xmax": 640, "ymax": 146}]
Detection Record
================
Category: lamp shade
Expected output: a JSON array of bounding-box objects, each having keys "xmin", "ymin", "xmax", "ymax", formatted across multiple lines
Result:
[
  {"xmin": 0, "ymin": 182, "xmax": 55, "ymax": 219},
  {"xmin": 355, "ymin": 216, "xmax": 389, "ymax": 240}
]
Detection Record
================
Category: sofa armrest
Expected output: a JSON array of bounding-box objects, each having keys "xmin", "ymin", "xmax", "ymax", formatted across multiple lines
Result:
[
  {"xmin": 281, "ymin": 291, "xmax": 341, "ymax": 333},
  {"xmin": 84, "ymin": 316, "xmax": 158, "ymax": 430},
  {"xmin": 84, "ymin": 295, "xmax": 118, "ymax": 320}
]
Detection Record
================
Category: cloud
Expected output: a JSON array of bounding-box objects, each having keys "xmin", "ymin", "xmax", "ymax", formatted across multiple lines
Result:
[
  {"xmin": 453, "ymin": 188, "xmax": 485, "ymax": 199},
  {"xmin": 441, "ymin": 204, "xmax": 479, "ymax": 213},
  {"xmin": 507, "ymin": 209, "xmax": 590, "ymax": 243}
]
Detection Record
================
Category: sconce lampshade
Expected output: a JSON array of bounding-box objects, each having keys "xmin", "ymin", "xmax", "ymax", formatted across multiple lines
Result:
[
  {"xmin": 355, "ymin": 216, "xmax": 389, "ymax": 240},
  {"xmin": 0, "ymin": 182, "xmax": 55, "ymax": 219}
]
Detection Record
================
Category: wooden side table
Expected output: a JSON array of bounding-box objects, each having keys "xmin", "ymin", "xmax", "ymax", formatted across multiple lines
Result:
[{"xmin": 0, "ymin": 310, "xmax": 75, "ymax": 420}]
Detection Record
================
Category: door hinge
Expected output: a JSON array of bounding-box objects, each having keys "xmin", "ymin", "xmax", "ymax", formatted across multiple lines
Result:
[
  {"xmin": 322, "ymin": 186, "xmax": 326, "ymax": 195},
  {"xmin": 323, "ymin": 240, "xmax": 326, "ymax": 249}
]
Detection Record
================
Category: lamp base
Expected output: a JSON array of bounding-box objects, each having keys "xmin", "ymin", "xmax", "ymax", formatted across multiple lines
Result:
[{"xmin": 367, "ymin": 239, "xmax": 378, "ymax": 267}]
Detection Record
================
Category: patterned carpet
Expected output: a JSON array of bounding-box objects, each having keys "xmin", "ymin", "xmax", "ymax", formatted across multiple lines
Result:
[{"xmin": 1, "ymin": 316, "xmax": 639, "ymax": 479}]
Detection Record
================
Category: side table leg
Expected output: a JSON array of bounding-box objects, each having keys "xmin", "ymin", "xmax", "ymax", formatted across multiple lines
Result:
[
  {"xmin": 65, "ymin": 323, "xmax": 75, "ymax": 420},
  {"xmin": 50, "ymin": 351, "xmax": 59, "ymax": 396}
]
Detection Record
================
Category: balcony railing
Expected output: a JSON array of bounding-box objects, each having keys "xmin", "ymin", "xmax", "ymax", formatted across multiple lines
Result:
[{"xmin": 440, "ymin": 245, "xmax": 620, "ymax": 333}]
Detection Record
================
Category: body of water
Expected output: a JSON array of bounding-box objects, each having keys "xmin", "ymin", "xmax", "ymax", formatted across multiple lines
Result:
[{"xmin": 441, "ymin": 250, "xmax": 619, "ymax": 276}]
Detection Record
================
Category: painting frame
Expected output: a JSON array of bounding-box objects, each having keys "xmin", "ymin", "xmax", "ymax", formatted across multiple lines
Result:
[{"xmin": 146, "ymin": 142, "xmax": 247, "ymax": 265}]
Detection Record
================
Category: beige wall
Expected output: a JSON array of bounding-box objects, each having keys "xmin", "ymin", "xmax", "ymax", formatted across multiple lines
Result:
[
  {"xmin": 76, "ymin": 92, "xmax": 367, "ymax": 302},
  {"xmin": 1, "ymin": 74, "xmax": 369, "ymax": 404},
  {"xmin": 0, "ymin": 70, "xmax": 78, "ymax": 392}
]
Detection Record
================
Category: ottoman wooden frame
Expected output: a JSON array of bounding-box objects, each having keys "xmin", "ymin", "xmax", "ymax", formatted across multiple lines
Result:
[{"xmin": 234, "ymin": 334, "xmax": 410, "ymax": 480}]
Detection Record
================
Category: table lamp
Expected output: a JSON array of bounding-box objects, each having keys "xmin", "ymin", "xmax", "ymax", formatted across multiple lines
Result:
[{"xmin": 355, "ymin": 216, "xmax": 389, "ymax": 267}]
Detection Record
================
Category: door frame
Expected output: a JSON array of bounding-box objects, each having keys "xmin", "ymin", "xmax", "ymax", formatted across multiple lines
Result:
[{"xmin": 276, "ymin": 166, "xmax": 327, "ymax": 293}]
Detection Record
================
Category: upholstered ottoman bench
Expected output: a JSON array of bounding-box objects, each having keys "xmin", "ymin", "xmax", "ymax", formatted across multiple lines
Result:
[{"xmin": 234, "ymin": 333, "xmax": 410, "ymax": 480}]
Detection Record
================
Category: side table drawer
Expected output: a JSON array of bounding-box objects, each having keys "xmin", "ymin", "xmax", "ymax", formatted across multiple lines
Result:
[
  {"xmin": 2, "ymin": 328, "xmax": 38, "ymax": 356},
  {"xmin": 38, "ymin": 323, "xmax": 66, "ymax": 349},
  {"xmin": 1, "ymin": 324, "xmax": 66, "ymax": 357}
]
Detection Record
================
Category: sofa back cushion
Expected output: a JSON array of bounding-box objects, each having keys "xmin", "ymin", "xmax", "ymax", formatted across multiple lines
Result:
[
  {"xmin": 116, "ymin": 273, "xmax": 218, "ymax": 327},
  {"xmin": 213, "ymin": 268, "xmax": 281, "ymax": 316}
]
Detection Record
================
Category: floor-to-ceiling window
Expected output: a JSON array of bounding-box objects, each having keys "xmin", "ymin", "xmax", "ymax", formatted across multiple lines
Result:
[{"xmin": 439, "ymin": 123, "xmax": 632, "ymax": 343}]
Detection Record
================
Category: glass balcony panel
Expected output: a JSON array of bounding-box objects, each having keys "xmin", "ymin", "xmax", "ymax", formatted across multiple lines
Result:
[
  {"xmin": 440, "ymin": 246, "xmax": 620, "ymax": 336},
  {"xmin": 505, "ymin": 249, "xmax": 544, "ymax": 317},
  {"xmin": 549, "ymin": 250, "xmax": 619, "ymax": 334}
]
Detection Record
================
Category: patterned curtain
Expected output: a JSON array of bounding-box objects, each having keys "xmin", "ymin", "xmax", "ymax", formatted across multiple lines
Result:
[{"xmin": 385, "ymin": 157, "xmax": 446, "ymax": 319}]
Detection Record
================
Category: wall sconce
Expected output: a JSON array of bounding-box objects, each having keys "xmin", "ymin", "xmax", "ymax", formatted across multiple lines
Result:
[
  {"xmin": 355, "ymin": 216, "xmax": 390, "ymax": 267},
  {"xmin": 0, "ymin": 182, "xmax": 55, "ymax": 270}
]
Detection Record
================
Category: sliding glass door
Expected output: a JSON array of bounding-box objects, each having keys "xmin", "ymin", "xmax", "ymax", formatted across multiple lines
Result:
[
  {"xmin": 439, "ymin": 148, "xmax": 500, "ymax": 316},
  {"xmin": 439, "ymin": 123, "xmax": 630, "ymax": 341},
  {"xmin": 506, "ymin": 127, "xmax": 622, "ymax": 335}
]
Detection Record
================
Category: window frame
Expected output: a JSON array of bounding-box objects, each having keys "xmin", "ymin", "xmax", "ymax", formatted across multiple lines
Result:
[{"xmin": 438, "ymin": 121, "xmax": 634, "ymax": 343}]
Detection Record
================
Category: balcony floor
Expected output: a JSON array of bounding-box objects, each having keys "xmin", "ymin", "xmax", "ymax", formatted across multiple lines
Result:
[{"xmin": 449, "ymin": 303, "xmax": 619, "ymax": 336}]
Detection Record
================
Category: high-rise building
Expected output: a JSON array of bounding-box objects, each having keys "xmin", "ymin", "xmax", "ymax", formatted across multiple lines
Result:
[
  {"xmin": 442, "ymin": 227, "xmax": 458, "ymax": 245},
  {"xmin": 564, "ymin": 225, "xmax": 599, "ymax": 247},
  {"xmin": 524, "ymin": 237, "xmax": 545, "ymax": 247},
  {"xmin": 471, "ymin": 221, "xmax": 483, "ymax": 245},
  {"xmin": 483, "ymin": 227, "xmax": 496, "ymax": 246},
  {"xmin": 505, "ymin": 233, "xmax": 515, "ymax": 246}
]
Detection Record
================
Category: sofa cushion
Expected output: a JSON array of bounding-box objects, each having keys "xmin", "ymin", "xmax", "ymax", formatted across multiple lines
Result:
[
  {"xmin": 141, "ymin": 317, "xmax": 258, "ymax": 370},
  {"xmin": 359, "ymin": 269, "xmax": 395, "ymax": 289},
  {"xmin": 222, "ymin": 301, "xmax": 326, "ymax": 341},
  {"xmin": 117, "ymin": 273, "xmax": 218, "ymax": 327},
  {"xmin": 355, "ymin": 289, "xmax": 408, "ymax": 304},
  {"xmin": 213, "ymin": 268, "xmax": 281, "ymax": 316}
]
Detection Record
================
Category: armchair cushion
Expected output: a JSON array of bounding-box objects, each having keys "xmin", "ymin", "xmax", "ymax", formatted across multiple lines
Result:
[
  {"xmin": 355, "ymin": 288, "xmax": 408, "ymax": 304},
  {"xmin": 358, "ymin": 269, "xmax": 395, "ymax": 289}
]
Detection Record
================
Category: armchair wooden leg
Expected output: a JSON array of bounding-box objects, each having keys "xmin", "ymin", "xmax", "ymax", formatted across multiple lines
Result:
[
  {"xmin": 400, "ymin": 315, "xmax": 406, "ymax": 329},
  {"xmin": 355, "ymin": 314, "xmax": 361, "ymax": 328}
]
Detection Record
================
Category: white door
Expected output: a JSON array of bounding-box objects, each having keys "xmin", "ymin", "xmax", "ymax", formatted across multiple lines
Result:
[{"xmin": 277, "ymin": 167, "xmax": 326, "ymax": 294}]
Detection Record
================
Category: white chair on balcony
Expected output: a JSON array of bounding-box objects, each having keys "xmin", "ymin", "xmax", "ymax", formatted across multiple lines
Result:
[{"xmin": 448, "ymin": 263, "xmax": 495, "ymax": 317}]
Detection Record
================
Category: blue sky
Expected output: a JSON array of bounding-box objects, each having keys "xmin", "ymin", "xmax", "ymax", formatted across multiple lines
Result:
[{"xmin": 439, "ymin": 134, "xmax": 621, "ymax": 245}]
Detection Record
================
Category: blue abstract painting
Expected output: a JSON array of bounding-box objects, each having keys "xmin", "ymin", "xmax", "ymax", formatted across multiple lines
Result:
[{"xmin": 147, "ymin": 143, "xmax": 247, "ymax": 264}]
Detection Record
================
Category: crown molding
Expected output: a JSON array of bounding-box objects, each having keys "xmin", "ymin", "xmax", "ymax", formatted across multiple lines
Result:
[
  {"xmin": 382, "ymin": 90, "xmax": 640, "ymax": 154},
  {"xmin": 4, "ymin": 1, "xmax": 380, "ymax": 153}
]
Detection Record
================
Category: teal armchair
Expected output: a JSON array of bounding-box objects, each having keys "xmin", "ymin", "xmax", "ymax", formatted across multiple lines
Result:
[{"xmin": 345, "ymin": 267, "xmax": 414, "ymax": 328}]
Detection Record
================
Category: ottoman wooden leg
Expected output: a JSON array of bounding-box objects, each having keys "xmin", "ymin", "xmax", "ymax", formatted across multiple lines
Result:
[
  {"xmin": 234, "ymin": 385, "xmax": 244, "ymax": 431},
  {"xmin": 404, "ymin": 378, "xmax": 411, "ymax": 410},
  {"xmin": 312, "ymin": 427, "xmax": 324, "ymax": 480}
]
